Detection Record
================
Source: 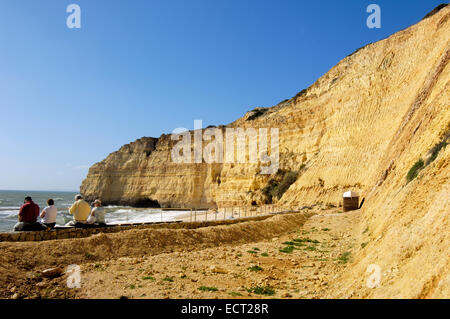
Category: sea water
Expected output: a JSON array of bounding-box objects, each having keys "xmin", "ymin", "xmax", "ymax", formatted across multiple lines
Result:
[{"xmin": 0, "ymin": 190, "xmax": 187, "ymax": 232}]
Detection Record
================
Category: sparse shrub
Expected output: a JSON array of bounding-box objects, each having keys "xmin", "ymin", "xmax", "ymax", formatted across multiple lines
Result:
[
  {"xmin": 338, "ymin": 251, "xmax": 351, "ymax": 264},
  {"xmin": 262, "ymin": 170, "xmax": 298, "ymax": 203},
  {"xmin": 247, "ymin": 108, "xmax": 268, "ymax": 121},
  {"xmin": 162, "ymin": 276, "xmax": 174, "ymax": 282},
  {"xmin": 406, "ymin": 158, "xmax": 424, "ymax": 182},
  {"xmin": 294, "ymin": 238, "xmax": 319, "ymax": 244},
  {"xmin": 247, "ymin": 286, "xmax": 275, "ymax": 296},
  {"xmin": 84, "ymin": 252, "xmax": 95, "ymax": 259},
  {"xmin": 276, "ymin": 171, "xmax": 298, "ymax": 199},
  {"xmin": 361, "ymin": 242, "xmax": 368, "ymax": 248},
  {"xmin": 199, "ymin": 286, "xmax": 218, "ymax": 292},
  {"xmin": 248, "ymin": 265, "xmax": 263, "ymax": 272},
  {"xmin": 143, "ymin": 276, "xmax": 155, "ymax": 280},
  {"xmin": 426, "ymin": 131, "xmax": 449, "ymax": 165},
  {"xmin": 261, "ymin": 252, "xmax": 269, "ymax": 257},
  {"xmin": 230, "ymin": 292, "xmax": 243, "ymax": 297},
  {"xmin": 279, "ymin": 246, "xmax": 294, "ymax": 253}
]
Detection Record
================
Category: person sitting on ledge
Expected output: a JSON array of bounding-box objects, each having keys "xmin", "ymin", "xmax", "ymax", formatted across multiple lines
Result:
[
  {"xmin": 13, "ymin": 196, "xmax": 46, "ymax": 231},
  {"xmin": 66, "ymin": 194, "xmax": 91, "ymax": 227},
  {"xmin": 40, "ymin": 198, "xmax": 57, "ymax": 229},
  {"xmin": 87, "ymin": 199, "xmax": 107, "ymax": 226}
]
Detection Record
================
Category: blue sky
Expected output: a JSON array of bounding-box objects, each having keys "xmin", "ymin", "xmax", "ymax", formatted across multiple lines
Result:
[{"xmin": 0, "ymin": 0, "xmax": 445, "ymax": 191}]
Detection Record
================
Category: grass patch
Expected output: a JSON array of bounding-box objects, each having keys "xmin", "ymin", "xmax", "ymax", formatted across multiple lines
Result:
[
  {"xmin": 305, "ymin": 246, "xmax": 317, "ymax": 251},
  {"xmin": 279, "ymin": 246, "xmax": 295, "ymax": 254},
  {"xmin": 294, "ymin": 238, "xmax": 319, "ymax": 244},
  {"xmin": 406, "ymin": 158, "xmax": 424, "ymax": 182},
  {"xmin": 426, "ymin": 130, "xmax": 449, "ymax": 165},
  {"xmin": 261, "ymin": 252, "xmax": 269, "ymax": 257},
  {"xmin": 198, "ymin": 286, "xmax": 218, "ymax": 292},
  {"xmin": 363, "ymin": 227, "xmax": 369, "ymax": 234},
  {"xmin": 84, "ymin": 252, "xmax": 95, "ymax": 259},
  {"xmin": 162, "ymin": 276, "xmax": 174, "ymax": 282},
  {"xmin": 253, "ymin": 247, "xmax": 260, "ymax": 251},
  {"xmin": 247, "ymin": 250, "xmax": 258, "ymax": 254},
  {"xmin": 129, "ymin": 284, "xmax": 136, "ymax": 289},
  {"xmin": 230, "ymin": 292, "xmax": 243, "ymax": 297},
  {"xmin": 142, "ymin": 276, "xmax": 155, "ymax": 281},
  {"xmin": 247, "ymin": 286, "xmax": 275, "ymax": 296},
  {"xmin": 322, "ymin": 228, "xmax": 330, "ymax": 231},
  {"xmin": 248, "ymin": 265, "xmax": 263, "ymax": 272},
  {"xmin": 361, "ymin": 242, "xmax": 368, "ymax": 248},
  {"xmin": 338, "ymin": 251, "xmax": 351, "ymax": 264}
]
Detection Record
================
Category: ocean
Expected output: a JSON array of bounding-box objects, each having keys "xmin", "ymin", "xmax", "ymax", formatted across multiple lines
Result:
[{"xmin": 0, "ymin": 190, "xmax": 187, "ymax": 232}]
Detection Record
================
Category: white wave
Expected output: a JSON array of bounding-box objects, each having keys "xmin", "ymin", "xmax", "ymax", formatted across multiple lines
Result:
[
  {"xmin": 106, "ymin": 210, "xmax": 186, "ymax": 225},
  {"xmin": 0, "ymin": 207, "xmax": 21, "ymax": 211},
  {"xmin": 0, "ymin": 211, "xmax": 19, "ymax": 219}
]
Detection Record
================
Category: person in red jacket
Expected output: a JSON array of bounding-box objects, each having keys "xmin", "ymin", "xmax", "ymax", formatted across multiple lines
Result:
[{"xmin": 13, "ymin": 196, "xmax": 46, "ymax": 231}]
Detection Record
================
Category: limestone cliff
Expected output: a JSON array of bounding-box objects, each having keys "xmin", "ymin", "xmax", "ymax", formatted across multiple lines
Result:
[{"xmin": 81, "ymin": 5, "xmax": 449, "ymax": 212}]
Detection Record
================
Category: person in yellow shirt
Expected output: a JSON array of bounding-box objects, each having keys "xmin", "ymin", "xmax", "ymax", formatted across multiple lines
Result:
[{"xmin": 66, "ymin": 194, "xmax": 91, "ymax": 226}]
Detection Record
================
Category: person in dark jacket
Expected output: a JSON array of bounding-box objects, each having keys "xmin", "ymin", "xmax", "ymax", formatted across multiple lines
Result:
[{"xmin": 13, "ymin": 196, "xmax": 46, "ymax": 231}]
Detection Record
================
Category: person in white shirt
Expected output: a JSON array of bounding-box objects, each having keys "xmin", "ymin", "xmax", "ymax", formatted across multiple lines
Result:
[
  {"xmin": 88, "ymin": 199, "xmax": 107, "ymax": 226},
  {"xmin": 40, "ymin": 199, "xmax": 57, "ymax": 229}
]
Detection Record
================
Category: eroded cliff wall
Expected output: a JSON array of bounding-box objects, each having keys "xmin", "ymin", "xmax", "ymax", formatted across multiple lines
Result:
[{"xmin": 81, "ymin": 6, "xmax": 449, "ymax": 212}]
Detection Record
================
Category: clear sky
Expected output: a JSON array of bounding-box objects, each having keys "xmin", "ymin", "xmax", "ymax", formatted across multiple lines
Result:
[{"xmin": 0, "ymin": 0, "xmax": 446, "ymax": 191}]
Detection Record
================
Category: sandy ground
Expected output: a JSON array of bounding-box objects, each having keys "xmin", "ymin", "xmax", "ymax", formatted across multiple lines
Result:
[
  {"xmin": 78, "ymin": 210, "xmax": 360, "ymax": 299},
  {"xmin": 0, "ymin": 209, "xmax": 361, "ymax": 299},
  {"xmin": 3, "ymin": 209, "xmax": 359, "ymax": 299}
]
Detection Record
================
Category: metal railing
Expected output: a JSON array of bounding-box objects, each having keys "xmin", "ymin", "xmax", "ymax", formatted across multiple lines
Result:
[{"xmin": 119, "ymin": 205, "xmax": 298, "ymax": 225}]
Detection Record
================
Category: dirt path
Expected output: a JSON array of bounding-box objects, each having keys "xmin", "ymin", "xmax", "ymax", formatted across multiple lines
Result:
[{"xmin": 76, "ymin": 210, "xmax": 360, "ymax": 299}]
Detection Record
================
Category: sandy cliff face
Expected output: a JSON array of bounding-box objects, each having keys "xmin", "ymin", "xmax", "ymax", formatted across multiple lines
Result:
[{"xmin": 81, "ymin": 5, "xmax": 449, "ymax": 212}]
